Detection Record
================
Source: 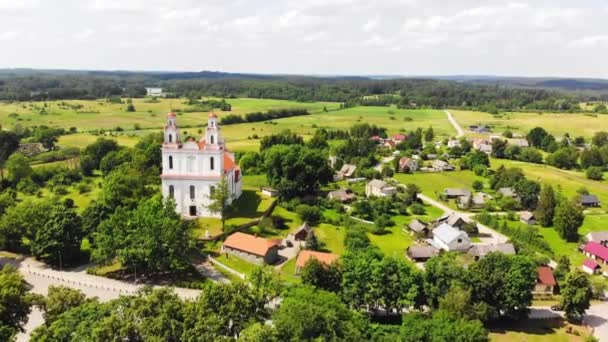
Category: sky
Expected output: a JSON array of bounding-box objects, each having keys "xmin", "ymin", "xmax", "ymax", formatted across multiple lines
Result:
[{"xmin": 1, "ymin": 0, "xmax": 608, "ymax": 78}]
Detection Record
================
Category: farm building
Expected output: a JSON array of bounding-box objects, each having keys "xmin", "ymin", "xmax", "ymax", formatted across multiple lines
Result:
[
  {"xmin": 520, "ymin": 211, "xmax": 536, "ymax": 225},
  {"xmin": 434, "ymin": 213, "xmax": 468, "ymax": 230},
  {"xmin": 579, "ymin": 195, "xmax": 600, "ymax": 207},
  {"xmin": 398, "ymin": 157, "xmax": 419, "ymax": 172},
  {"xmin": 145, "ymin": 87, "xmax": 164, "ymax": 96},
  {"xmin": 327, "ymin": 189, "xmax": 356, "ymax": 203},
  {"xmin": 534, "ymin": 266, "xmax": 556, "ymax": 294},
  {"xmin": 447, "ymin": 139, "xmax": 461, "ymax": 148},
  {"xmin": 365, "ymin": 179, "xmax": 397, "ymax": 197},
  {"xmin": 432, "ymin": 160, "xmax": 455, "ymax": 172},
  {"xmin": 582, "ymin": 259, "xmax": 601, "ymax": 275},
  {"xmin": 458, "ymin": 192, "xmax": 492, "ymax": 210},
  {"xmin": 288, "ymin": 223, "xmax": 313, "ymax": 244},
  {"xmin": 295, "ymin": 250, "xmax": 339, "ymax": 274},
  {"xmin": 498, "ymin": 187, "xmax": 518, "ymax": 199},
  {"xmin": 408, "ymin": 219, "xmax": 429, "ymax": 236},
  {"xmin": 468, "ymin": 243, "xmax": 516, "ymax": 261},
  {"xmin": 393, "ymin": 133, "xmax": 407, "ymax": 143},
  {"xmin": 586, "ymin": 231, "xmax": 608, "ymax": 244},
  {"xmin": 222, "ymin": 232, "xmax": 280, "ymax": 265},
  {"xmin": 335, "ymin": 164, "xmax": 357, "ymax": 180},
  {"xmin": 406, "ymin": 245, "xmax": 439, "ymax": 262},
  {"xmin": 442, "ymin": 188, "xmax": 471, "ymax": 199},
  {"xmin": 583, "ymin": 242, "xmax": 608, "ymax": 264}
]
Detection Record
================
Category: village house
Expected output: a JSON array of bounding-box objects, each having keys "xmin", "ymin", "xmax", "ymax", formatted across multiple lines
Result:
[
  {"xmin": 579, "ymin": 194, "xmax": 601, "ymax": 207},
  {"xmin": 434, "ymin": 213, "xmax": 468, "ymax": 230},
  {"xmin": 510, "ymin": 139, "xmax": 529, "ymax": 147},
  {"xmin": 498, "ymin": 187, "xmax": 518, "ymax": 199},
  {"xmin": 520, "ymin": 211, "xmax": 536, "ymax": 225},
  {"xmin": 398, "ymin": 157, "xmax": 419, "ymax": 172},
  {"xmin": 583, "ymin": 242, "xmax": 608, "ymax": 264},
  {"xmin": 406, "ymin": 245, "xmax": 439, "ymax": 262},
  {"xmin": 458, "ymin": 192, "xmax": 492, "ymax": 210},
  {"xmin": 145, "ymin": 87, "xmax": 164, "ymax": 97},
  {"xmin": 393, "ymin": 133, "xmax": 407, "ymax": 143},
  {"xmin": 432, "ymin": 159, "xmax": 455, "ymax": 172},
  {"xmin": 469, "ymin": 125, "xmax": 491, "ymax": 133},
  {"xmin": 468, "ymin": 243, "xmax": 516, "ymax": 261},
  {"xmin": 295, "ymin": 250, "xmax": 339, "ymax": 274},
  {"xmin": 429, "ymin": 223, "xmax": 471, "ymax": 252},
  {"xmin": 534, "ymin": 266, "xmax": 556, "ymax": 294},
  {"xmin": 288, "ymin": 223, "xmax": 313, "ymax": 246},
  {"xmin": 383, "ymin": 140, "xmax": 397, "ymax": 150},
  {"xmin": 261, "ymin": 187, "xmax": 279, "ymax": 197},
  {"xmin": 585, "ymin": 231, "xmax": 608, "ymax": 244},
  {"xmin": 335, "ymin": 164, "xmax": 357, "ymax": 181},
  {"xmin": 327, "ymin": 188, "xmax": 356, "ymax": 203},
  {"xmin": 447, "ymin": 139, "xmax": 461, "ymax": 148},
  {"xmin": 582, "ymin": 259, "xmax": 601, "ymax": 275},
  {"xmin": 407, "ymin": 219, "xmax": 429, "ymax": 236},
  {"xmin": 442, "ymin": 188, "xmax": 471, "ymax": 199},
  {"xmin": 222, "ymin": 232, "xmax": 280, "ymax": 265},
  {"xmin": 365, "ymin": 179, "xmax": 397, "ymax": 197}
]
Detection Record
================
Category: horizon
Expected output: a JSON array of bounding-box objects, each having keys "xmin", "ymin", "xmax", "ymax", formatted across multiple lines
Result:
[{"xmin": 1, "ymin": 0, "xmax": 608, "ymax": 78}]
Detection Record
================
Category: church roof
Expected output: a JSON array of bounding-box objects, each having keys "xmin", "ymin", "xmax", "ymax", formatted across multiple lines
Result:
[
  {"xmin": 224, "ymin": 152, "xmax": 235, "ymax": 172},
  {"xmin": 167, "ymin": 112, "xmax": 177, "ymax": 118},
  {"xmin": 208, "ymin": 112, "xmax": 218, "ymax": 118}
]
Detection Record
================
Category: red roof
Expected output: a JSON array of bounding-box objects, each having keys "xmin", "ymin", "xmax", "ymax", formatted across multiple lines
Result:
[
  {"xmin": 537, "ymin": 266, "xmax": 556, "ymax": 286},
  {"xmin": 371, "ymin": 135, "xmax": 381, "ymax": 141},
  {"xmin": 584, "ymin": 242, "xmax": 608, "ymax": 261},
  {"xmin": 223, "ymin": 232, "xmax": 280, "ymax": 257},
  {"xmin": 393, "ymin": 134, "xmax": 407, "ymax": 141},
  {"xmin": 167, "ymin": 112, "xmax": 177, "ymax": 118},
  {"xmin": 224, "ymin": 152, "xmax": 235, "ymax": 171},
  {"xmin": 296, "ymin": 250, "xmax": 339, "ymax": 268},
  {"xmin": 197, "ymin": 139, "xmax": 206, "ymax": 149},
  {"xmin": 583, "ymin": 259, "xmax": 600, "ymax": 270},
  {"xmin": 208, "ymin": 112, "xmax": 218, "ymax": 118},
  {"xmin": 385, "ymin": 140, "xmax": 396, "ymax": 148}
]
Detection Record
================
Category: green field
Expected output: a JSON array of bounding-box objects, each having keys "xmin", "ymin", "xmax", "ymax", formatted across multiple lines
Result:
[
  {"xmin": 0, "ymin": 97, "xmax": 339, "ymax": 131},
  {"xmin": 489, "ymin": 318, "xmax": 590, "ymax": 342},
  {"xmin": 451, "ymin": 109, "xmax": 608, "ymax": 138}
]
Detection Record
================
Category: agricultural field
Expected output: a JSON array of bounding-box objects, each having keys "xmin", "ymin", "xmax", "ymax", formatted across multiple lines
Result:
[
  {"xmin": 450, "ymin": 109, "xmax": 608, "ymax": 138},
  {"xmin": 0, "ymin": 97, "xmax": 339, "ymax": 132}
]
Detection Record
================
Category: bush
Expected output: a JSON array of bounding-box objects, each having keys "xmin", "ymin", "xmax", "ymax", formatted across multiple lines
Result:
[
  {"xmin": 77, "ymin": 183, "xmax": 91, "ymax": 194},
  {"xmin": 586, "ymin": 166, "xmax": 604, "ymax": 181},
  {"xmin": 295, "ymin": 204, "xmax": 321, "ymax": 226},
  {"xmin": 472, "ymin": 180, "xmax": 484, "ymax": 191},
  {"xmin": 409, "ymin": 203, "xmax": 426, "ymax": 215}
]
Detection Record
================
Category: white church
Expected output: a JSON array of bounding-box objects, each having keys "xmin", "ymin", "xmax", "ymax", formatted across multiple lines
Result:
[{"xmin": 161, "ymin": 112, "xmax": 242, "ymax": 218}]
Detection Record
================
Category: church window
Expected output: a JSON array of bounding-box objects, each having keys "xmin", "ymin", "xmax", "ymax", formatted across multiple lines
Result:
[
  {"xmin": 169, "ymin": 134, "xmax": 172, "ymax": 143},
  {"xmin": 169, "ymin": 185, "xmax": 174, "ymax": 198},
  {"xmin": 169, "ymin": 156, "xmax": 173, "ymax": 169},
  {"xmin": 210, "ymin": 135, "xmax": 214, "ymax": 144},
  {"xmin": 190, "ymin": 185, "xmax": 195, "ymax": 200},
  {"xmin": 210, "ymin": 157, "xmax": 215, "ymax": 170}
]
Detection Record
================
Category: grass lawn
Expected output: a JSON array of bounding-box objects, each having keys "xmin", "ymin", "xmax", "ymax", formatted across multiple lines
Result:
[
  {"xmin": 488, "ymin": 318, "xmax": 591, "ymax": 342},
  {"xmin": 451, "ymin": 109, "xmax": 608, "ymax": 138},
  {"xmin": 315, "ymin": 224, "xmax": 347, "ymax": 255},
  {"xmin": 213, "ymin": 253, "xmax": 260, "ymax": 278},
  {"xmin": 58, "ymin": 133, "xmax": 141, "ymax": 148},
  {"xmin": 491, "ymin": 158, "xmax": 608, "ymax": 207},
  {"xmin": 276, "ymin": 256, "xmax": 301, "ymax": 285}
]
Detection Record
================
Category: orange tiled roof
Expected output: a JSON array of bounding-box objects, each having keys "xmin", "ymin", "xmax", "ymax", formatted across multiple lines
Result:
[
  {"xmin": 224, "ymin": 232, "xmax": 279, "ymax": 257},
  {"xmin": 224, "ymin": 152, "xmax": 235, "ymax": 171},
  {"xmin": 296, "ymin": 250, "xmax": 339, "ymax": 268},
  {"xmin": 537, "ymin": 266, "xmax": 556, "ymax": 286}
]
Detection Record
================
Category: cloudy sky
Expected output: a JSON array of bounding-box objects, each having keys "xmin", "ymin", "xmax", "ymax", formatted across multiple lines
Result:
[{"xmin": 1, "ymin": 0, "xmax": 607, "ymax": 77}]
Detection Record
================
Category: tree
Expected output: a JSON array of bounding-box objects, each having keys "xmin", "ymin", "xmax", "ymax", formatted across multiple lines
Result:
[
  {"xmin": 31, "ymin": 201, "xmax": 85, "ymax": 267},
  {"xmin": 491, "ymin": 139, "xmax": 508, "ymax": 158},
  {"xmin": 273, "ymin": 286, "xmax": 367, "ymax": 341},
  {"xmin": 238, "ymin": 323, "xmax": 278, "ymax": 342},
  {"xmin": 208, "ymin": 178, "xmax": 231, "ymax": 230},
  {"xmin": 301, "ymin": 258, "xmax": 342, "ymax": 293},
  {"xmin": 304, "ymin": 232, "xmax": 319, "ymax": 251},
  {"xmin": 592, "ymin": 131, "xmax": 608, "ymax": 147},
  {"xmin": 39, "ymin": 286, "xmax": 86, "ymax": 324},
  {"xmin": 535, "ymin": 185, "xmax": 556, "ymax": 227},
  {"xmin": 81, "ymin": 138, "xmax": 120, "ymax": 171},
  {"xmin": 438, "ymin": 286, "xmax": 489, "ymax": 321},
  {"xmin": 0, "ymin": 265, "xmax": 33, "ymax": 341},
  {"xmin": 423, "ymin": 254, "xmax": 468, "ymax": 308},
  {"xmin": 100, "ymin": 165, "xmax": 153, "ymax": 210},
  {"xmin": 295, "ymin": 204, "xmax": 321, "ymax": 226},
  {"xmin": 554, "ymin": 255, "xmax": 571, "ymax": 283},
  {"xmin": 5, "ymin": 153, "xmax": 31, "ymax": 185},
  {"xmin": 370, "ymin": 256, "xmax": 423, "ymax": 313},
  {"xmin": 586, "ymin": 166, "xmax": 604, "ymax": 181},
  {"xmin": 546, "ymin": 147, "xmax": 579, "ymax": 169},
  {"xmin": 554, "ymin": 200, "xmax": 584, "ymax": 242},
  {"xmin": 404, "ymin": 183, "xmax": 421, "ymax": 204},
  {"xmin": 126, "ymin": 103, "xmax": 136, "ymax": 112},
  {"xmin": 472, "ymin": 180, "xmax": 484, "ymax": 191},
  {"xmin": 424, "ymin": 126, "xmax": 434, "ymax": 142},
  {"xmin": 0, "ymin": 131, "xmax": 19, "ymax": 182},
  {"xmin": 526, "ymin": 127, "xmax": 549, "ymax": 148},
  {"xmin": 93, "ymin": 195, "xmax": 193, "ymax": 274},
  {"xmin": 518, "ymin": 147, "xmax": 543, "ymax": 164},
  {"xmin": 560, "ymin": 271, "xmax": 593, "ymax": 322},
  {"xmin": 341, "ymin": 250, "xmax": 381, "ymax": 309},
  {"xmin": 0, "ymin": 198, "xmax": 54, "ymax": 251},
  {"xmin": 399, "ymin": 311, "xmax": 488, "ymax": 342},
  {"xmin": 580, "ymin": 147, "xmax": 604, "ymax": 169},
  {"xmin": 514, "ymin": 179, "xmax": 541, "ymax": 209}
]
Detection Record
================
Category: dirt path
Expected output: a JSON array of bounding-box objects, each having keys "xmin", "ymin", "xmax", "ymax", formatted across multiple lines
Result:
[{"xmin": 444, "ymin": 110, "xmax": 464, "ymax": 137}]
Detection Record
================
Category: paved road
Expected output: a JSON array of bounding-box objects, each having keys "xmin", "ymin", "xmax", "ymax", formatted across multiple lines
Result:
[
  {"xmin": 416, "ymin": 193, "xmax": 508, "ymax": 244},
  {"xmin": 584, "ymin": 302, "xmax": 608, "ymax": 340},
  {"xmin": 444, "ymin": 110, "xmax": 464, "ymax": 137},
  {"xmin": 5, "ymin": 257, "xmax": 201, "ymax": 341}
]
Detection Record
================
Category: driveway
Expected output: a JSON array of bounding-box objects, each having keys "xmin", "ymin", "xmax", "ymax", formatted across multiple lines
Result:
[{"xmin": 584, "ymin": 302, "xmax": 608, "ymax": 340}]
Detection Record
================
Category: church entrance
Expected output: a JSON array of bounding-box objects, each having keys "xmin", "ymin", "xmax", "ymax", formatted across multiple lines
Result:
[{"xmin": 189, "ymin": 206, "xmax": 197, "ymax": 216}]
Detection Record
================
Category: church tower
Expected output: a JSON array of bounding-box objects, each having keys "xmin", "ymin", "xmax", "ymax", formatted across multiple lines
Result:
[
  {"xmin": 205, "ymin": 113, "xmax": 222, "ymax": 148},
  {"xmin": 164, "ymin": 112, "xmax": 180, "ymax": 145}
]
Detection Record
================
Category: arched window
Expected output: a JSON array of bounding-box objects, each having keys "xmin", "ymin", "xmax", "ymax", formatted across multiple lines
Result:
[
  {"xmin": 210, "ymin": 157, "xmax": 215, "ymax": 170},
  {"xmin": 169, "ymin": 185, "xmax": 174, "ymax": 198},
  {"xmin": 210, "ymin": 135, "xmax": 214, "ymax": 144},
  {"xmin": 190, "ymin": 185, "xmax": 195, "ymax": 200},
  {"xmin": 168, "ymin": 134, "xmax": 173, "ymax": 143},
  {"xmin": 168, "ymin": 156, "xmax": 173, "ymax": 169}
]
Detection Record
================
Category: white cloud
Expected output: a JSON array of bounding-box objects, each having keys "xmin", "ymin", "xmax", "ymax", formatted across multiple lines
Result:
[
  {"xmin": 569, "ymin": 35, "xmax": 608, "ymax": 48},
  {"xmin": 74, "ymin": 28, "xmax": 95, "ymax": 40},
  {"xmin": 0, "ymin": 0, "xmax": 39, "ymax": 12},
  {"xmin": 0, "ymin": 31, "xmax": 20, "ymax": 40}
]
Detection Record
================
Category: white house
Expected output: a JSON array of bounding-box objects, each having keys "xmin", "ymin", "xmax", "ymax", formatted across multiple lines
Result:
[
  {"xmin": 365, "ymin": 179, "xmax": 397, "ymax": 197},
  {"xmin": 145, "ymin": 87, "xmax": 164, "ymax": 97},
  {"xmin": 431, "ymin": 223, "xmax": 471, "ymax": 252},
  {"xmin": 161, "ymin": 112, "xmax": 242, "ymax": 218}
]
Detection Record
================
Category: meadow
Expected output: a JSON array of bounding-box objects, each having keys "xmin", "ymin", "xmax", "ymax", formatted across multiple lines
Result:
[{"xmin": 451, "ymin": 109, "xmax": 608, "ymax": 138}]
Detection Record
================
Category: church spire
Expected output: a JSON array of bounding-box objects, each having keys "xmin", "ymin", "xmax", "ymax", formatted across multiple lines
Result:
[{"xmin": 164, "ymin": 112, "xmax": 180, "ymax": 144}]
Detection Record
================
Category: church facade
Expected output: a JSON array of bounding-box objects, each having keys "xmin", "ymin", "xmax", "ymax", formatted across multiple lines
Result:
[{"xmin": 161, "ymin": 112, "xmax": 242, "ymax": 218}]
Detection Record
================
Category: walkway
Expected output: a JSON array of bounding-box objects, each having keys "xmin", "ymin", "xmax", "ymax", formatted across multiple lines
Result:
[
  {"xmin": 374, "ymin": 156, "xmax": 396, "ymax": 171},
  {"xmin": 444, "ymin": 110, "xmax": 464, "ymax": 137}
]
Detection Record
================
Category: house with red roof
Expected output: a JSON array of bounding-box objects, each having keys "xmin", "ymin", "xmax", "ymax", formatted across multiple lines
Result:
[
  {"xmin": 582, "ymin": 259, "xmax": 601, "ymax": 275},
  {"xmin": 222, "ymin": 232, "xmax": 280, "ymax": 265},
  {"xmin": 534, "ymin": 266, "xmax": 556, "ymax": 294},
  {"xmin": 583, "ymin": 242, "xmax": 608, "ymax": 264},
  {"xmin": 295, "ymin": 250, "xmax": 339, "ymax": 274},
  {"xmin": 393, "ymin": 133, "xmax": 407, "ymax": 142}
]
